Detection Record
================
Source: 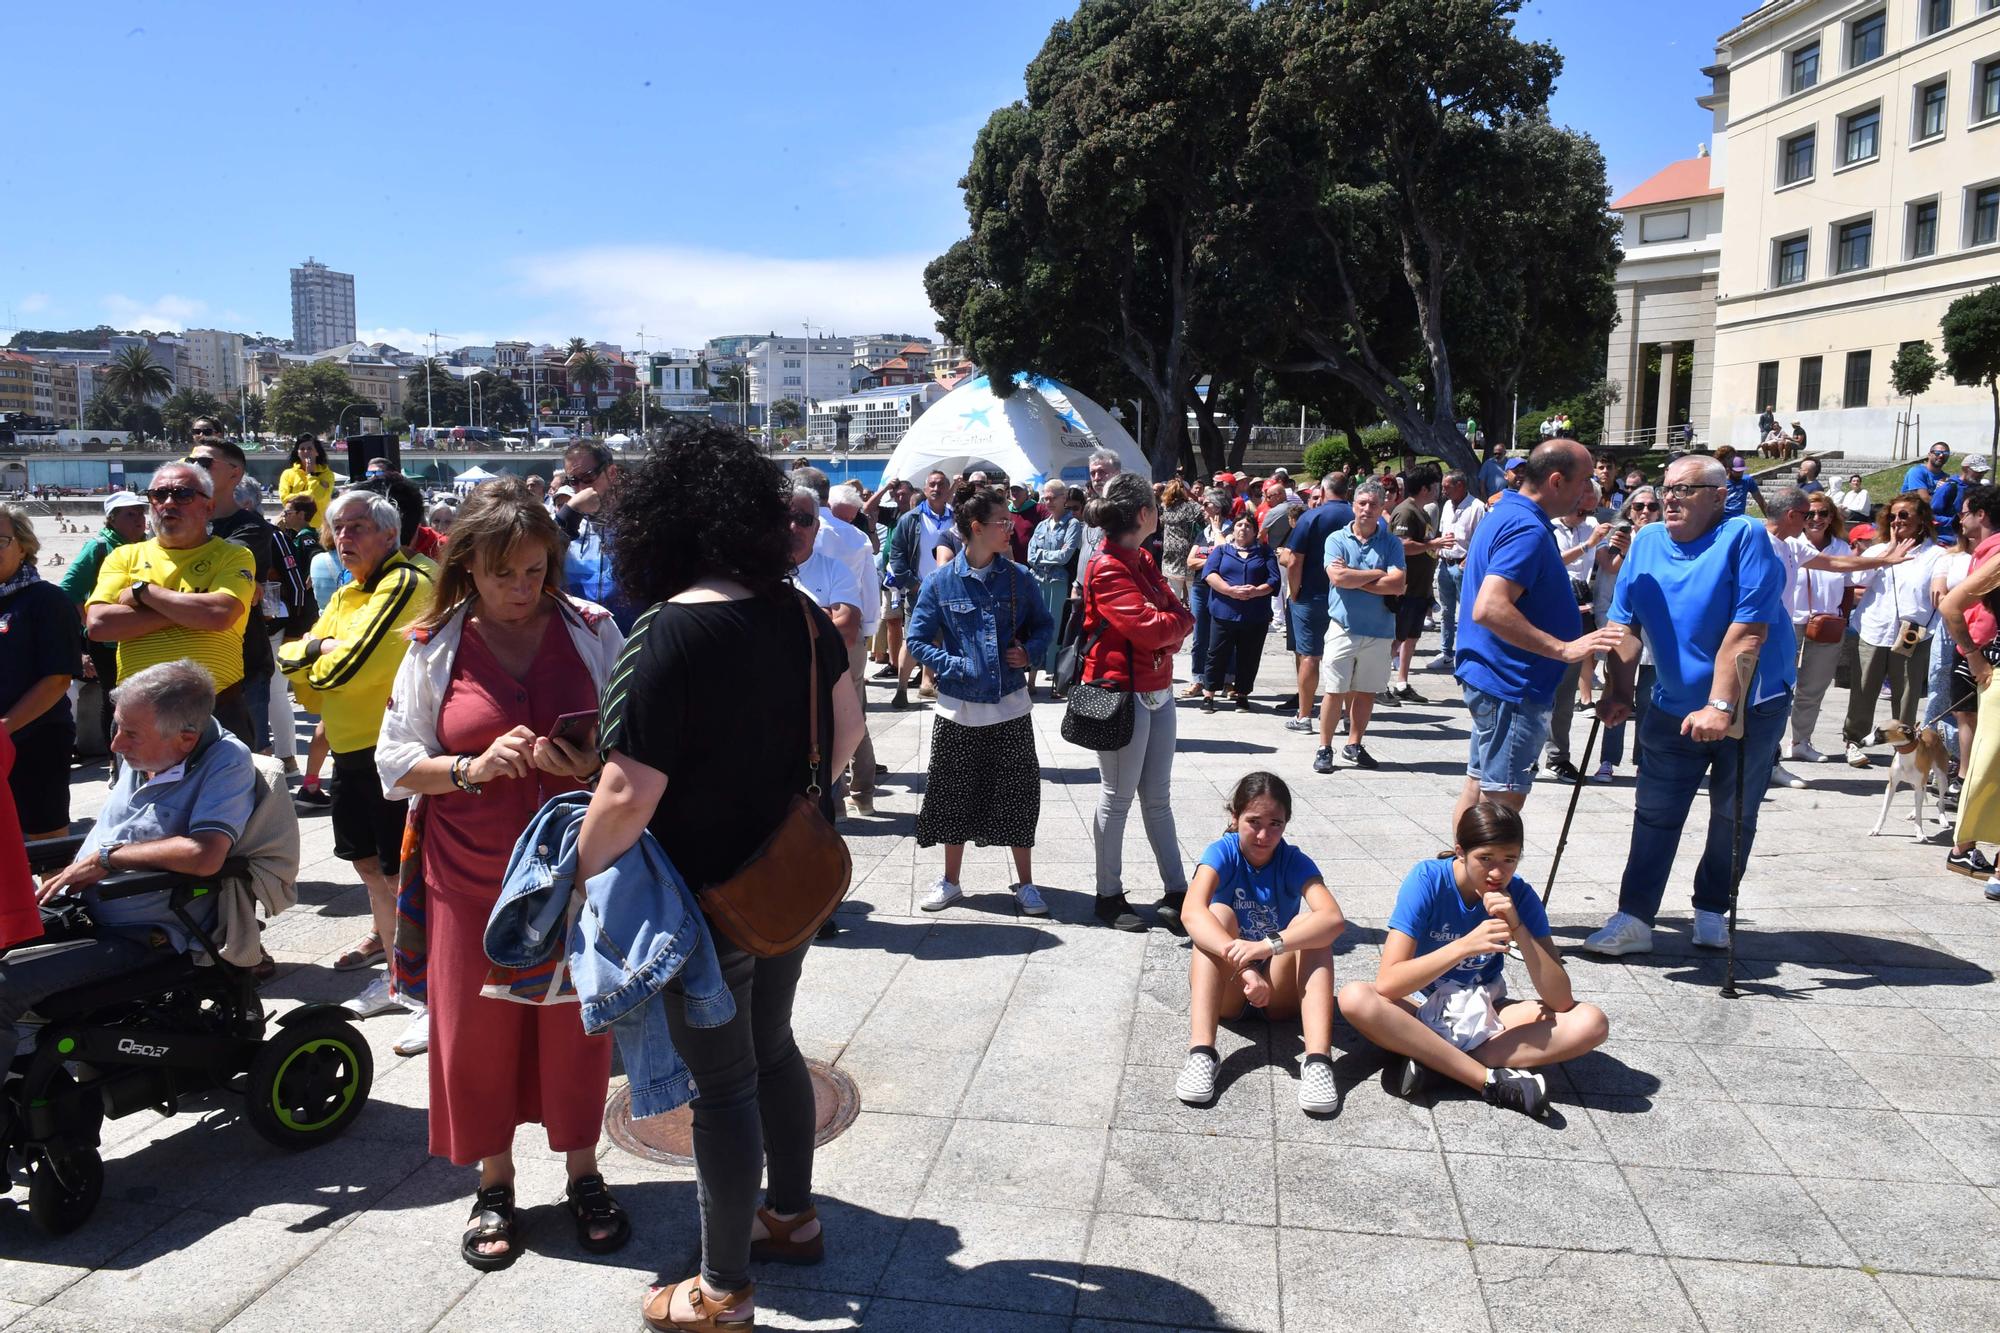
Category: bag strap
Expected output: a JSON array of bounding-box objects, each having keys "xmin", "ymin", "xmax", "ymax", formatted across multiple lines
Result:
[{"xmin": 796, "ymin": 592, "xmax": 822, "ymax": 798}]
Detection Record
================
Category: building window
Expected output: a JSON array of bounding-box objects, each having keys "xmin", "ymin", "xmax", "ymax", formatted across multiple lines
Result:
[
  {"xmin": 1775, "ymin": 234, "xmax": 1810, "ymax": 286},
  {"xmin": 1756, "ymin": 362, "xmax": 1781, "ymax": 414},
  {"xmin": 1842, "ymin": 107, "xmax": 1882, "ymax": 164},
  {"xmin": 1972, "ymin": 184, "xmax": 2000, "ymax": 245},
  {"xmin": 1849, "ymin": 11, "xmax": 1887, "ymax": 67},
  {"xmin": 1798, "ymin": 356, "xmax": 1823, "ymax": 412},
  {"xmin": 1909, "ymin": 198, "xmax": 1941, "ymax": 256},
  {"xmin": 1639, "ymin": 209, "xmax": 1691, "ymax": 242},
  {"xmin": 1923, "ymin": 0, "xmax": 1953, "ymax": 36},
  {"xmin": 1843, "ymin": 351, "xmax": 1873, "ymax": 408},
  {"xmin": 1917, "ymin": 79, "xmax": 1949, "ymax": 139},
  {"xmin": 1782, "ymin": 129, "xmax": 1816, "ymax": 184},
  {"xmin": 1979, "ymin": 59, "xmax": 2000, "ymax": 123},
  {"xmin": 1836, "ymin": 218, "xmax": 1874, "ymax": 272},
  {"xmin": 1789, "ymin": 41, "xmax": 1821, "ymax": 93}
]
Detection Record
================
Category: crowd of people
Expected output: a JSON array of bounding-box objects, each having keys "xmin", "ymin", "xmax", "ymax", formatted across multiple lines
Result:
[{"xmin": 5, "ymin": 415, "xmax": 1999, "ymax": 1329}]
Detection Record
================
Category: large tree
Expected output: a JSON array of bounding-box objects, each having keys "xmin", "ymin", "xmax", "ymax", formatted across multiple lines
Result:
[
  {"xmin": 104, "ymin": 344, "xmax": 174, "ymax": 406},
  {"xmin": 471, "ymin": 370, "xmax": 527, "ymax": 430},
  {"xmin": 266, "ymin": 361, "xmax": 371, "ymax": 437},
  {"xmin": 406, "ymin": 358, "xmax": 469, "ymax": 429},
  {"xmin": 160, "ymin": 389, "xmax": 229, "ymax": 445},
  {"xmin": 1942, "ymin": 285, "xmax": 2000, "ymax": 465}
]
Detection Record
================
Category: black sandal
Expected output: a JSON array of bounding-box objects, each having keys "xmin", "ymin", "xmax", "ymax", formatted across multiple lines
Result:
[
  {"xmin": 462, "ymin": 1182, "xmax": 524, "ymax": 1271},
  {"xmin": 564, "ymin": 1172, "xmax": 631, "ymax": 1254}
]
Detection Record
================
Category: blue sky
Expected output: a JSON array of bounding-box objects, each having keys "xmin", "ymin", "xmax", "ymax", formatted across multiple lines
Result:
[{"xmin": 1, "ymin": 0, "xmax": 1746, "ymax": 353}]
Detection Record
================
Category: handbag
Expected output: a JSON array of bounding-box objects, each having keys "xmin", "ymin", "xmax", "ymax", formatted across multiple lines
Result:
[
  {"xmin": 699, "ymin": 593, "xmax": 853, "ymax": 957},
  {"xmin": 1060, "ymin": 556, "xmax": 1138, "ymax": 751}
]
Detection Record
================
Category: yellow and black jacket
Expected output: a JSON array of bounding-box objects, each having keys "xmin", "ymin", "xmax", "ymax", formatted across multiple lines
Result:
[{"xmin": 278, "ymin": 550, "xmax": 431, "ymax": 753}]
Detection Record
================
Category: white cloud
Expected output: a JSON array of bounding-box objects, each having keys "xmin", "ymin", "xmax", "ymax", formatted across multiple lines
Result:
[
  {"xmin": 100, "ymin": 293, "xmax": 208, "ymax": 332},
  {"xmin": 511, "ymin": 245, "xmax": 943, "ymax": 350},
  {"xmin": 356, "ymin": 327, "xmax": 503, "ymax": 355}
]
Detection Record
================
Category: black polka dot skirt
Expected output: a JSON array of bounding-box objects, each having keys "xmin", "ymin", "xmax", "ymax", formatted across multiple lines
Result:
[{"xmin": 916, "ymin": 713, "xmax": 1041, "ymax": 849}]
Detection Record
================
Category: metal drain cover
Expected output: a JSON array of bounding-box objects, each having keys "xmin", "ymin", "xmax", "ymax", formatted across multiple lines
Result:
[{"xmin": 604, "ymin": 1058, "xmax": 860, "ymax": 1166}]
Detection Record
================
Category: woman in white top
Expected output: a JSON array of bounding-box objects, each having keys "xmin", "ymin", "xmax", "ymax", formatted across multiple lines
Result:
[
  {"xmin": 1836, "ymin": 476, "xmax": 1873, "ymax": 526},
  {"xmin": 1843, "ymin": 494, "xmax": 1945, "ymax": 765},
  {"xmin": 1791, "ymin": 494, "xmax": 1857, "ymax": 761}
]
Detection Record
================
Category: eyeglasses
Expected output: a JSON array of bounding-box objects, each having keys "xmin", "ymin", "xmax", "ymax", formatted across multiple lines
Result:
[
  {"xmin": 0, "ymin": 534, "xmax": 14, "ymax": 551},
  {"xmin": 787, "ymin": 510, "xmax": 819, "ymax": 529},
  {"xmin": 1660, "ymin": 483, "xmax": 1723, "ymax": 500},
  {"xmin": 147, "ymin": 485, "xmax": 202, "ymax": 505}
]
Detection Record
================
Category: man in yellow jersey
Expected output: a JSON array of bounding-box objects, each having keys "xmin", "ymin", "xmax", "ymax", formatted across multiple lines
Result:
[
  {"xmin": 278, "ymin": 489, "xmax": 431, "ymax": 1021},
  {"xmin": 86, "ymin": 461, "xmax": 258, "ymax": 742}
]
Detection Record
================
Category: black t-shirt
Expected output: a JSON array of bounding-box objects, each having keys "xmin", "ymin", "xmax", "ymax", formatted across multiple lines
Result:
[
  {"xmin": 1390, "ymin": 498, "xmax": 1437, "ymax": 598},
  {"xmin": 0, "ymin": 580, "xmax": 81, "ymax": 738},
  {"xmin": 600, "ymin": 592, "xmax": 847, "ymax": 889}
]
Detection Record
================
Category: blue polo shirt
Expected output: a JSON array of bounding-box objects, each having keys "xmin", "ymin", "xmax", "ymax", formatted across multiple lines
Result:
[
  {"xmin": 1724, "ymin": 474, "xmax": 1762, "ymax": 519},
  {"xmin": 1454, "ymin": 491, "xmax": 1578, "ymax": 707},
  {"xmin": 1607, "ymin": 515, "xmax": 1798, "ymax": 717},
  {"xmin": 1325, "ymin": 521, "xmax": 1405, "ymax": 639},
  {"xmin": 1284, "ymin": 503, "xmax": 1352, "ymax": 602},
  {"xmin": 1903, "ymin": 462, "xmax": 1948, "ymax": 496}
]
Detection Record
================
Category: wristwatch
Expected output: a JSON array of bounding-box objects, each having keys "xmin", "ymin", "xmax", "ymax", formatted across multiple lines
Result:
[
  {"xmin": 129, "ymin": 581, "xmax": 150, "ymax": 608},
  {"xmin": 97, "ymin": 842, "xmax": 125, "ymax": 872},
  {"xmin": 1265, "ymin": 933, "xmax": 1287, "ymax": 957},
  {"xmin": 1707, "ymin": 698, "xmax": 1736, "ymax": 715}
]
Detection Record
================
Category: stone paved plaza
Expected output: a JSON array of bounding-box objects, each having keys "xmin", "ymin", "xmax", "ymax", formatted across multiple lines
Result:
[{"xmin": 6, "ymin": 612, "xmax": 2000, "ymax": 1332}]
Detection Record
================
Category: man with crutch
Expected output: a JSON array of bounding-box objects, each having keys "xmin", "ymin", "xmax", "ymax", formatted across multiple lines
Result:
[{"xmin": 1580, "ymin": 455, "xmax": 1797, "ymax": 958}]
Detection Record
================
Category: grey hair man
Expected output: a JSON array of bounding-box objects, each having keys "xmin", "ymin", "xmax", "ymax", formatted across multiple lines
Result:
[{"xmin": 1313, "ymin": 480, "xmax": 1406, "ymax": 772}]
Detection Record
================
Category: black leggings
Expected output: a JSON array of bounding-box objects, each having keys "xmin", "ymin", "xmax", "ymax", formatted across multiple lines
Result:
[{"xmin": 662, "ymin": 939, "xmax": 814, "ymax": 1292}]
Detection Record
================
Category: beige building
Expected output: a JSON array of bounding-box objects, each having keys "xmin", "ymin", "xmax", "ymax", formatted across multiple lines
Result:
[
  {"xmin": 1705, "ymin": 0, "xmax": 2000, "ymax": 454},
  {"xmin": 1605, "ymin": 157, "xmax": 1726, "ymax": 444},
  {"xmin": 184, "ymin": 328, "xmax": 245, "ymax": 393},
  {"xmin": 29, "ymin": 361, "xmax": 80, "ymax": 425}
]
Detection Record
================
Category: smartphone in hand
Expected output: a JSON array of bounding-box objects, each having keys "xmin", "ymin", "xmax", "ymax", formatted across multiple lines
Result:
[{"xmin": 547, "ymin": 709, "xmax": 600, "ymax": 748}]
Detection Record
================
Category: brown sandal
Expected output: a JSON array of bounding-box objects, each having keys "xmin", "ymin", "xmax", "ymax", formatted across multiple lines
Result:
[
  {"xmin": 332, "ymin": 931, "xmax": 384, "ymax": 971},
  {"xmin": 748, "ymin": 1205, "xmax": 823, "ymax": 1265},
  {"xmin": 642, "ymin": 1276, "xmax": 754, "ymax": 1331}
]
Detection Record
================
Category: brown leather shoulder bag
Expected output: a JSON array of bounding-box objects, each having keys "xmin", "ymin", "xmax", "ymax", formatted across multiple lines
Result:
[{"xmin": 699, "ymin": 593, "xmax": 853, "ymax": 956}]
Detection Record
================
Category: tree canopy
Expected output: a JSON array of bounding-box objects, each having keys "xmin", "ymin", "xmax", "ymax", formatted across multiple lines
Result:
[
  {"xmin": 105, "ymin": 345, "xmax": 174, "ymax": 406},
  {"xmin": 926, "ymin": 0, "xmax": 1620, "ymax": 477},
  {"xmin": 266, "ymin": 361, "xmax": 371, "ymax": 438},
  {"xmin": 1941, "ymin": 286, "xmax": 2000, "ymax": 463}
]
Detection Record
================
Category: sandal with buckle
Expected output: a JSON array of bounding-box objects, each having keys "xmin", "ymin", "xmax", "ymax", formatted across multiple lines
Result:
[
  {"xmin": 748, "ymin": 1204, "xmax": 823, "ymax": 1265},
  {"xmin": 563, "ymin": 1171, "xmax": 631, "ymax": 1254},
  {"xmin": 332, "ymin": 930, "xmax": 384, "ymax": 971},
  {"xmin": 461, "ymin": 1182, "xmax": 523, "ymax": 1271},
  {"xmin": 642, "ymin": 1276, "xmax": 755, "ymax": 1330}
]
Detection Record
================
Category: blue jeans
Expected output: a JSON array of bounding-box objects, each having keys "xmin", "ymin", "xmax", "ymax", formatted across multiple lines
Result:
[
  {"xmin": 1437, "ymin": 561, "xmax": 1465, "ymax": 655},
  {"xmin": 1927, "ymin": 628, "xmax": 1961, "ymax": 762},
  {"xmin": 1188, "ymin": 579, "xmax": 1212, "ymax": 683},
  {"xmin": 1, "ymin": 928, "xmax": 166, "ymax": 1065},
  {"xmin": 1614, "ymin": 690, "xmax": 1790, "ymax": 925},
  {"xmin": 1464, "ymin": 683, "xmax": 1552, "ymax": 794}
]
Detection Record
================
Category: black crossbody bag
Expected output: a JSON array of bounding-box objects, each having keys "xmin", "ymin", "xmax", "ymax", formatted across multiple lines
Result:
[{"xmin": 1057, "ymin": 556, "xmax": 1137, "ymax": 750}]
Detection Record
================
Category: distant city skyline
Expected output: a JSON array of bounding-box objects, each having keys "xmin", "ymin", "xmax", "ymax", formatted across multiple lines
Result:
[{"xmin": 2, "ymin": 1, "xmax": 1744, "ymax": 353}]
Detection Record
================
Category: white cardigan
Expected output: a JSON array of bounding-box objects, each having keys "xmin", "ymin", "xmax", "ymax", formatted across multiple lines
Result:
[{"xmin": 375, "ymin": 595, "xmax": 627, "ymax": 801}]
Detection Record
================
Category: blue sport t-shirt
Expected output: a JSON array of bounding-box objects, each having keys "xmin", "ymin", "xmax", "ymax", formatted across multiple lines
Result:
[
  {"xmin": 1325, "ymin": 521, "xmax": 1406, "ymax": 639},
  {"xmin": 1284, "ymin": 503, "xmax": 1351, "ymax": 603},
  {"xmin": 1199, "ymin": 833, "xmax": 1323, "ymax": 940},
  {"xmin": 1723, "ymin": 475, "xmax": 1762, "ymax": 519},
  {"xmin": 1454, "ymin": 491, "xmax": 1579, "ymax": 707},
  {"xmin": 1607, "ymin": 515, "xmax": 1798, "ymax": 717},
  {"xmin": 1387, "ymin": 857, "xmax": 1551, "ymax": 990},
  {"xmin": 1902, "ymin": 462, "xmax": 1948, "ymax": 496}
]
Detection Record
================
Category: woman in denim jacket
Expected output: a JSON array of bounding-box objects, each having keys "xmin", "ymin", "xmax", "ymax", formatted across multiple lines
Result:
[
  {"xmin": 1026, "ymin": 478, "xmax": 1082, "ymax": 694},
  {"xmin": 907, "ymin": 482, "xmax": 1057, "ymax": 915}
]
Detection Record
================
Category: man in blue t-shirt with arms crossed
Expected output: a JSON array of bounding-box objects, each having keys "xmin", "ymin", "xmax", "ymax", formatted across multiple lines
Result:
[
  {"xmin": 1451, "ymin": 439, "xmax": 1623, "ymax": 833},
  {"xmin": 1582, "ymin": 454, "xmax": 1798, "ymax": 956}
]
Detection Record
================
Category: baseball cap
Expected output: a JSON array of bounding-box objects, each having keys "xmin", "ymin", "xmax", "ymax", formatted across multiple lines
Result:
[
  {"xmin": 1503, "ymin": 458, "xmax": 1524, "ymax": 472},
  {"xmin": 103, "ymin": 491, "xmax": 146, "ymax": 514},
  {"xmin": 1971, "ymin": 458, "xmax": 1992, "ymax": 474},
  {"xmin": 1272, "ymin": 467, "xmax": 1290, "ymax": 478},
  {"xmin": 1730, "ymin": 456, "xmax": 1747, "ymax": 472}
]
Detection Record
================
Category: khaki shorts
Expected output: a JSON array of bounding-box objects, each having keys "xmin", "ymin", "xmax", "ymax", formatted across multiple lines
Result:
[{"xmin": 1318, "ymin": 626, "xmax": 1392, "ymax": 696}]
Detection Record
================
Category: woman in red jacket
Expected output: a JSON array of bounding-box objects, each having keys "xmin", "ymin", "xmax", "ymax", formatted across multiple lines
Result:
[{"xmin": 1079, "ymin": 473, "xmax": 1197, "ymax": 931}]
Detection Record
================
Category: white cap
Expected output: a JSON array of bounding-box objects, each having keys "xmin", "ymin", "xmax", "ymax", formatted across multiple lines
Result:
[{"xmin": 103, "ymin": 491, "xmax": 146, "ymax": 514}]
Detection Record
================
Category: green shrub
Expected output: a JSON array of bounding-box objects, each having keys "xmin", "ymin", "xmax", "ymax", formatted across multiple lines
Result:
[{"xmin": 1301, "ymin": 435, "xmax": 1346, "ymax": 481}]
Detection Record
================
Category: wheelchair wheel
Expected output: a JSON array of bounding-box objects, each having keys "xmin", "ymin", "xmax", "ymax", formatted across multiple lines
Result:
[
  {"xmin": 245, "ymin": 1013, "xmax": 373, "ymax": 1150},
  {"xmin": 26, "ymin": 1146, "xmax": 102, "ymax": 1235}
]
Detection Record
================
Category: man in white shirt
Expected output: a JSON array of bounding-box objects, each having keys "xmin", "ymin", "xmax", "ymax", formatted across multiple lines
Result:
[
  {"xmin": 787, "ymin": 487, "xmax": 872, "ymax": 815},
  {"xmin": 1428, "ymin": 470, "xmax": 1486, "ymax": 670}
]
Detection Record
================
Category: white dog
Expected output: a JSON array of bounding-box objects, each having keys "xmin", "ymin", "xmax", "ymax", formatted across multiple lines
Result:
[{"xmin": 1866, "ymin": 721, "xmax": 1953, "ymax": 840}]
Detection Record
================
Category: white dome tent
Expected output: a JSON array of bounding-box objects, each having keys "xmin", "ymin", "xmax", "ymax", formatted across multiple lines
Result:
[{"xmin": 880, "ymin": 373, "xmax": 1146, "ymax": 487}]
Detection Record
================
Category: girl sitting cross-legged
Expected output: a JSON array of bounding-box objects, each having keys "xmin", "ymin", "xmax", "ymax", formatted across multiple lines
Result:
[
  {"xmin": 1338, "ymin": 800, "xmax": 1609, "ymax": 1120},
  {"xmin": 1176, "ymin": 772, "xmax": 1347, "ymax": 1116}
]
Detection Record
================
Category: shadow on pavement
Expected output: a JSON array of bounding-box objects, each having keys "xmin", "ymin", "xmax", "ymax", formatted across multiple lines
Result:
[{"xmin": 1548, "ymin": 923, "xmax": 1994, "ymax": 998}]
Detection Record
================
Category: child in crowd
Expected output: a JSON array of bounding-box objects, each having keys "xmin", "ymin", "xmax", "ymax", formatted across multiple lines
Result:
[
  {"xmin": 1177, "ymin": 772, "xmax": 1347, "ymax": 1115},
  {"xmin": 1338, "ymin": 801, "xmax": 1609, "ymax": 1119}
]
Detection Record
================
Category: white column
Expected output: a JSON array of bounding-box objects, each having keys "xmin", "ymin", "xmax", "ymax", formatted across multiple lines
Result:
[{"xmin": 1655, "ymin": 344, "xmax": 1677, "ymax": 443}]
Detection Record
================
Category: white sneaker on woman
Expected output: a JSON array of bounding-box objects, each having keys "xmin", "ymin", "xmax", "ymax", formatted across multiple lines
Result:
[
  {"xmin": 342, "ymin": 975, "xmax": 401, "ymax": 1019},
  {"xmin": 1175, "ymin": 1047, "xmax": 1219, "ymax": 1105},
  {"xmin": 393, "ymin": 1006, "xmax": 430, "ymax": 1056},
  {"xmin": 919, "ymin": 877, "xmax": 963, "ymax": 912},
  {"xmin": 1010, "ymin": 882, "xmax": 1049, "ymax": 917},
  {"xmin": 1297, "ymin": 1057, "xmax": 1339, "ymax": 1115},
  {"xmin": 1790, "ymin": 741, "xmax": 1829, "ymax": 764}
]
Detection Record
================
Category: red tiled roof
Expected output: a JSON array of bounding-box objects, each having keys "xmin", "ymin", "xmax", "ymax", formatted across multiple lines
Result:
[{"xmin": 1611, "ymin": 157, "xmax": 1722, "ymax": 211}]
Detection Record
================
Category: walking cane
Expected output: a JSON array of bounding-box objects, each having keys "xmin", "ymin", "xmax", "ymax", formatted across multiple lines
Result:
[
  {"xmin": 1508, "ymin": 714, "xmax": 1602, "ymax": 960},
  {"xmin": 1720, "ymin": 648, "xmax": 1760, "ymax": 1000}
]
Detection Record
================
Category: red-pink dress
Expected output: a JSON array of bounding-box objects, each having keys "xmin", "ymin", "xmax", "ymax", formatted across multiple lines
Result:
[{"xmin": 424, "ymin": 616, "xmax": 611, "ymax": 1165}]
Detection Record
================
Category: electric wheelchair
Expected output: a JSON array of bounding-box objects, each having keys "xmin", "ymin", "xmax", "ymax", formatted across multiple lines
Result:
[{"xmin": 2, "ymin": 836, "xmax": 374, "ymax": 1235}]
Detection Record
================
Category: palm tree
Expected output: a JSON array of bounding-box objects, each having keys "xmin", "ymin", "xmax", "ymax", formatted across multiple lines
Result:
[
  {"xmin": 105, "ymin": 345, "xmax": 174, "ymax": 407},
  {"xmin": 567, "ymin": 347, "xmax": 610, "ymax": 430}
]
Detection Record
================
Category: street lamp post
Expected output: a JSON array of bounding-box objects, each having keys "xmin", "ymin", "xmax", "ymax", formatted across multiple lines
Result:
[{"xmin": 334, "ymin": 402, "xmax": 362, "ymax": 441}]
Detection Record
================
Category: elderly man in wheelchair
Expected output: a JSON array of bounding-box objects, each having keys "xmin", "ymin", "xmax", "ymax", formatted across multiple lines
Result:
[{"xmin": 2, "ymin": 659, "xmax": 373, "ymax": 1234}]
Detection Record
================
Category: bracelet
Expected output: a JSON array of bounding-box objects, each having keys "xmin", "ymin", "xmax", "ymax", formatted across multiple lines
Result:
[{"xmin": 449, "ymin": 754, "xmax": 483, "ymax": 795}]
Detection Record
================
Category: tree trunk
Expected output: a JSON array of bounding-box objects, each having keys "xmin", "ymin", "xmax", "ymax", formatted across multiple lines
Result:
[
  {"xmin": 1144, "ymin": 387, "xmax": 1185, "ymax": 481},
  {"xmin": 1228, "ymin": 380, "xmax": 1261, "ymax": 471},
  {"xmin": 1188, "ymin": 383, "xmax": 1226, "ymax": 477}
]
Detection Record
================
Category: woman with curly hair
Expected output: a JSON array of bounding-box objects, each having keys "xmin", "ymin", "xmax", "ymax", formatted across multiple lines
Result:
[
  {"xmin": 1156, "ymin": 477, "xmax": 1205, "ymax": 604},
  {"xmin": 573, "ymin": 422, "xmax": 865, "ymax": 1332},
  {"xmin": 278, "ymin": 435, "xmax": 335, "ymax": 522}
]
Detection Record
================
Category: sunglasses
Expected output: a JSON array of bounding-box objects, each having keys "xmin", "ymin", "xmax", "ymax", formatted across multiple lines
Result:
[
  {"xmin": 184, "ymin": 454, "xmax": 215, "ymax": 469},
  {"xmin": 1630, "ymin": 501, "xmax": 1660, "ymax": 512},
  {"xmin": 1807, "ymin": 510, "xmax": 1834, "ymax": 520},
  {"xmin": 787, "ymin": 510, "xmax": 818, "ymax": 529},
  {"xmin": 192, "ymin": 426, "xmax": 220, "ymax": 437},
  {"xmin": 147, "ymin": 485, "xmax": 202, "ymax": 504},
  {"xmin": 567, "ymin": 466, "xmax": 602, "ymax": 487}
]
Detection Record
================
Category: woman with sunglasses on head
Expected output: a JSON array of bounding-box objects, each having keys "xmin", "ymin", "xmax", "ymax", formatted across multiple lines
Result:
[
  {"xmin": 279, "ymin": 435, "xmax": 336, "ymax": 525},
  {"xmin": 1843, "ymin": 493, "xmax": 1945, "ymax": 767},
  {"xmin": 1587, "ymin": 485, "xmax": 1662, "ymax": 781},
  {"xmin": 1789, "ymin": 496, "xmax": 1857, "ymax": 764}
]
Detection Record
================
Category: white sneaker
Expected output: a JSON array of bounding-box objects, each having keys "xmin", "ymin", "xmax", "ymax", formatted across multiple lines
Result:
[
  {"xmin": 1692, "ymin": 910, "xmax": 1730, "ymax": 950},
  {"xmin": 392, "ymin": 1006, "xmax": 430, "ymax": 1056},
  {"xmin": 1297, "ymin": 1057, "xmax": 1339, "ymax": 1115},
  {"xmin": 919, "ymin": 877, "xmax": 963, "ymax": 912},
  {"xmin": 1590, "ymin": 761, "xmax": 1613, "ymax": 783},
  {"xmin": 1011, "ymin": 882, "xmax": 1050, "ymax": 917},
  {"xmin": 1424, "ymin": 652, "xmax": 1453, "ymax": 672},
  {"xmin": 1791, "ymin": 741, "xmax": 1829, "ymax": 763},
  {"xmin": 343, "ymin": 975, "xmax": 401, "ymax": 1019},
  {"xmin": 1770, "ymin": 763, "xmax": 1808, "ymax": 790},
  {"xmin": 1176, "ymin": 1047, "xmax": 1219, "ymax": 1105},
  {"xmin": 1581, "ymin": 911, "xmax": 1654, "ymax": 956},
  {"xmin": 1846, "ymin": 742, "xmax": 1871, "ymax": 768}
]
